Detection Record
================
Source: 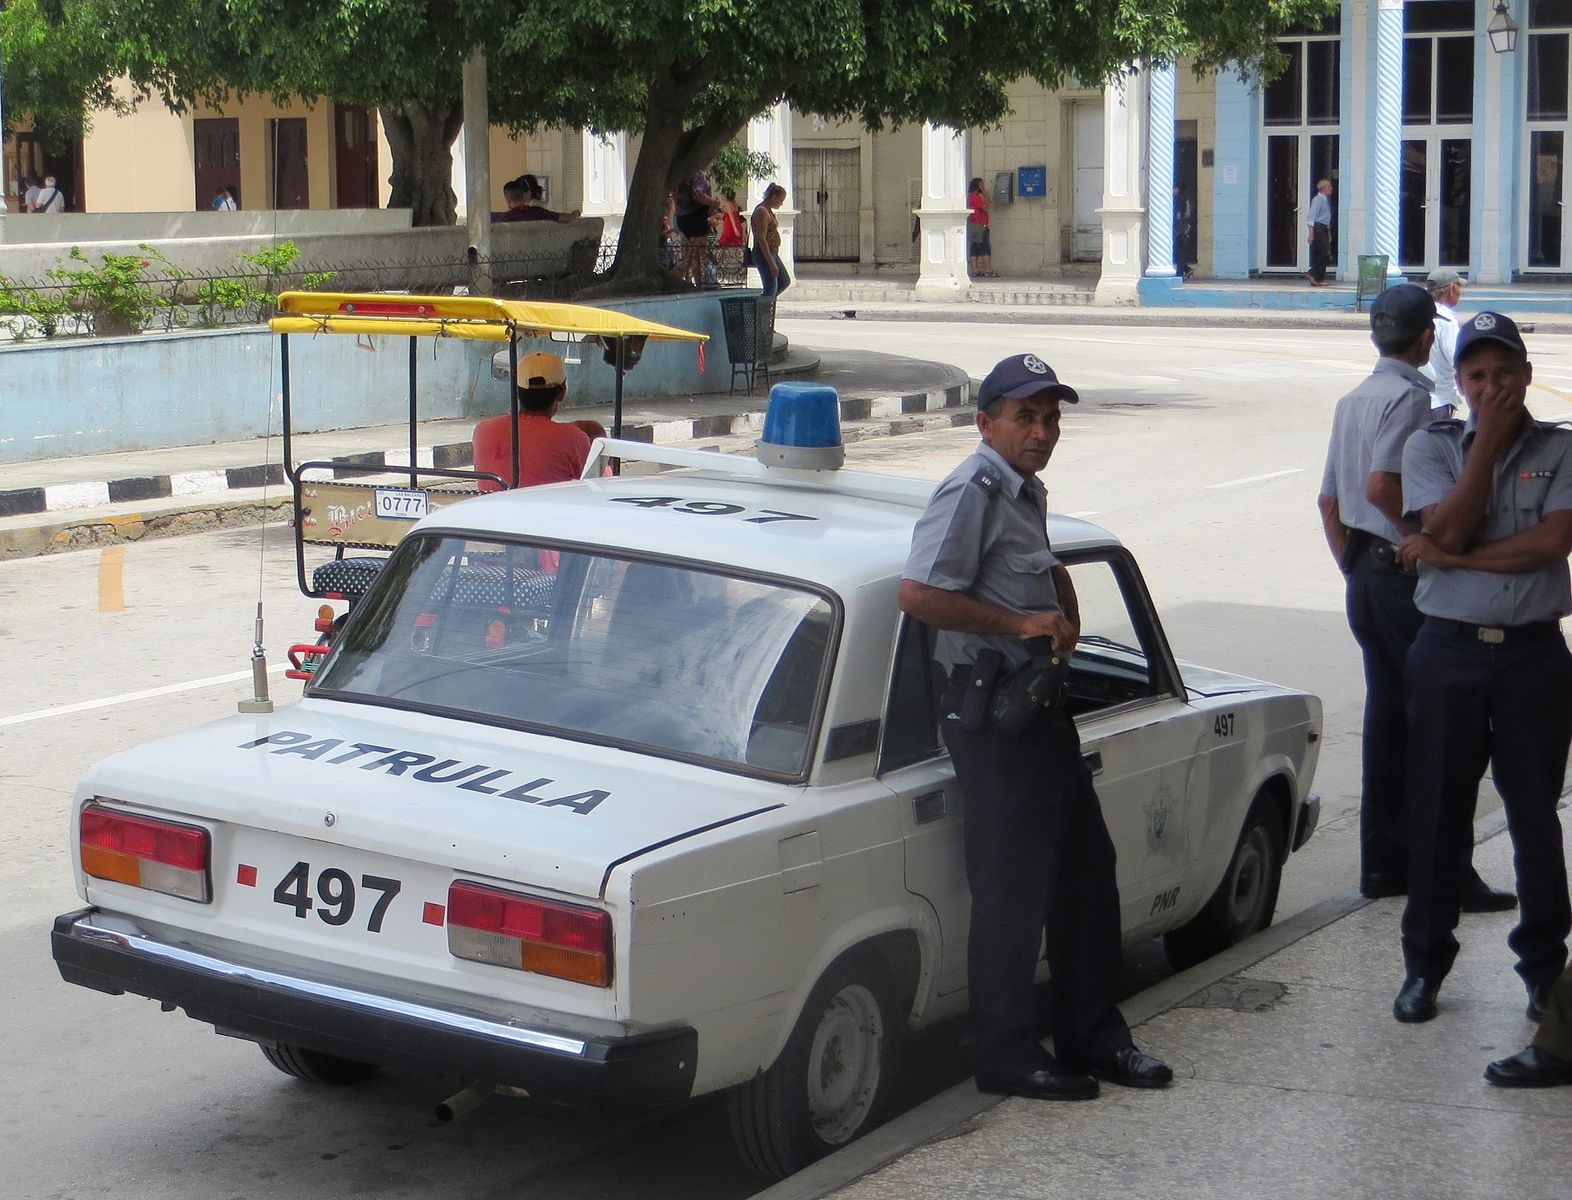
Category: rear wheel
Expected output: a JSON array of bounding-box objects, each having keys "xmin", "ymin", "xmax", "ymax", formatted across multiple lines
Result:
[
  {"xmin": 727, "ymin": 958, "xmax": 899, "ymax": 1179},
  {"xmin": 1163, "ymin": 790, "xmax": 1286, "ymax": 972},
  {"xmin": 260, "ymin": 1042, "xmax": 380, "ymax": 1085}
]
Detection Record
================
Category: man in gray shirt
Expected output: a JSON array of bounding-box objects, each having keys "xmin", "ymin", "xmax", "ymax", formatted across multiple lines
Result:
[
  {"xmin": 900, "ymin": 353, "xmax": 1171, "ymax": 1102},
  {"xmin": 1391, "ymin": 311, "xmax": 1572, "ymax": 1028},
  {"xmin": 1318, "ymin": 284, "xmax": 1513, "ymax": 913},
  {"xmin": 1306, "ymin": 178, "xmax": 1333, "ymax": 286}
]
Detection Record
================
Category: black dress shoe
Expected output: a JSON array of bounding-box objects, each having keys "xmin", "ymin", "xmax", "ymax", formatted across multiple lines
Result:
[
  {"xmin": 1528, "ymin": 983, "xmax": 1551, "ymax": 1023},
  {"xmin": 1484, "ymin": 1045, "xmax": 1572, "ymax": 1088},
  {"xmin": 976, "ymin": 1064, "xmax": 1099, "ymax": 1102},
  {"xmin": 1360, "ymin": 872, "xmax": 1407, "ymax": 900},
  {"xmin": 1459, "ymin": 880, "xmax": 1517, "ymax": 913},
  {"xmin": 1393, "ymin": 976, "xmax": 1440, "ymax": 1023},
  {"xmin": 1076, "ymin": 1045, "xmax": 1174, "ymax": 1089}
]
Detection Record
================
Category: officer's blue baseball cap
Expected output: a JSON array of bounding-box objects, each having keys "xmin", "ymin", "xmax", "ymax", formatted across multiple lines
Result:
[
  {"xmin": 1369, "ymin": 283, "xmax": 1436, "ymax": 351},
  {"xmin": 977, "ymin": 353, "xmax": 1080, "ymax": 410},
  {"xmin": 1455, "ymin": 311, "xmax": 1528, "ymax": 363}
]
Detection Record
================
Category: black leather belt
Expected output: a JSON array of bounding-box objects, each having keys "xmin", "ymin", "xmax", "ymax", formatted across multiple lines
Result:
[
  {"xmin": 1366, "ymin": 539, "xmax": 1413, "ymax": 573},
  {"xmin": 1424, "ymin": 617, "xmax": 1561, "ymax": 645}
]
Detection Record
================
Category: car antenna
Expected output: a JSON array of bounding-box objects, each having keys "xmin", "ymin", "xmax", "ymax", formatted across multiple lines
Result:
[{"xmin": 238, "ymin": 153, "xmax": 281, "ymax": 716}]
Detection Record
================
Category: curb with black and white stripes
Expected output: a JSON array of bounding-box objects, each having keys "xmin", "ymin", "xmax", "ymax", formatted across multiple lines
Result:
[{"xmin": 0, "ymin": 380, "xmax": 971, "ymax": 519}]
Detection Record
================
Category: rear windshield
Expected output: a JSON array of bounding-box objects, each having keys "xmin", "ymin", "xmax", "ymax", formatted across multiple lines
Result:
[{"xmin": 313, "ymin": 535, "xmax": 837, "ymax": 777}]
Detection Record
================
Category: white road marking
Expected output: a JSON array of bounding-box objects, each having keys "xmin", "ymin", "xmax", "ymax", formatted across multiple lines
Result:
[
  {"xmin": 1067, "ymin": 510, "xmax": 1101, "ymax": 518},
  {"xmin": 0, "ymin": 665, "xmax": 289, "ymax": 728},
  {"xmin": 1205, "ymin": 468, "xmax": 1305, "ymax": 490}
]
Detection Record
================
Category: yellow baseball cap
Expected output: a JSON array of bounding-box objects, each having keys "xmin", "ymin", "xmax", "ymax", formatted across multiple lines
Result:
[{"xmin": 517, "ymin": 351, "xmax": 566, "ymax": 388}]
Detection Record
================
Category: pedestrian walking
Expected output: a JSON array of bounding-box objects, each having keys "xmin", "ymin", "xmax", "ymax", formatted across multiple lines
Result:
[
  {"xmin": 1306, "ymin": 178, "xmax": 1333, "ymax": 286},
  {"xmin": 1391, "ymin": 312, "xmax": 1572, "ymax": 1025},
  {"xmin": 34, "ymin": 175, "xmax": 65, "ymax": 214},
  {"xmin": 1421, "ymin": 268, "xmax": 1465, "ymax": 419},
  {"xmin": 750, "ymin": 183, "xmax": 790, "ymax": 298},
  {"xmin": 899, "ymin": 353, "xmax": 1172, "ymax": 1102},
  {"xmin": 1317, "ymin": 285, "xmax": 1516, "ymax": 915}
]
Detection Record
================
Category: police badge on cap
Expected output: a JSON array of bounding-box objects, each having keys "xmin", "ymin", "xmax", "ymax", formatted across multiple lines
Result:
[
  {"xmin": 1455, "ymin": 311, "xmax": 1528, "ymax": 363},
  {"xmin": 976, "ymin": 354, "xmax": 1080, "ymax": 410}
]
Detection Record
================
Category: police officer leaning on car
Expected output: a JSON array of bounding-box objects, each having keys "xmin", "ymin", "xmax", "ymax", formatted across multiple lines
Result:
[
  {"xmin": 898, "ymin": 353, "xmax": 1172, "ymax": 1101},
  {"xmin": 1390, "ymin": 312, "xmax": 1572, "ymax": 1033},
  {"xmin": 1316, "ymin": 283, "xmax": 1515, "ymax": 914}
]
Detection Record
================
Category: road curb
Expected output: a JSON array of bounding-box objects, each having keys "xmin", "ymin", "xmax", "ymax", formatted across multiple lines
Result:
[
  {"xmin": 0, "ymin": 370, "xmax": 973, "ymax": 560},
  {"xmin": 751, "ymin": 893, "xmax": 1371, "ymax": 1200}
]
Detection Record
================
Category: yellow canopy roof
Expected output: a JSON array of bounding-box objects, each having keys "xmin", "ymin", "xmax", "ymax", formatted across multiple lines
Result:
[{"xmin": 270, "ymin": 291, "xmax": 708, "ymax": 343}]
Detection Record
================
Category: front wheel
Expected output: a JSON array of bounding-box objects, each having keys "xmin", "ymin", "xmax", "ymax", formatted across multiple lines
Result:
[
  {"xmin": 1163, "ymin": 790, "xmax": 1286, "ymax": 972},
  {"xmin": 727, "ymin": 958, "xmax": 899, "ymax": 1179}
]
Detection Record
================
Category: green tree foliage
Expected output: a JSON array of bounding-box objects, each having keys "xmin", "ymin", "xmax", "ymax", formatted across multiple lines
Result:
[{"xmin": 2, "ymin": 0, "xmax": 1337, "ymax": 291}]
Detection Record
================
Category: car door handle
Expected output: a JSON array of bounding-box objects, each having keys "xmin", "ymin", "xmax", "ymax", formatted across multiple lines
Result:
[
  {"xmin": 1083, "ymin": 751, "xmax": 1104, "ymax": 777},
  {"xmin": 913, "ymin": 790, "xmax": 947, "ymax": 824}
]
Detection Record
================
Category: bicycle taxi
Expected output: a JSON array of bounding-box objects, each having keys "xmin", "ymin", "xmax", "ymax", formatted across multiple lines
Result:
[{"xmin": 269, "ymin": 291, "xmax": 707, "ymax": 674}]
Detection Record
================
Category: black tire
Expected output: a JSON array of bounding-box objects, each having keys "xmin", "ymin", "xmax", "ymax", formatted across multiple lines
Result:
[
  {"xmin": 727, "ymin": 957, "xmax": 899, "ymax": 1180},
  {"xmin": 260, "ymin": 1042, "xmax": 380, "ymax": 1086},
  {"xmin": 1163, "ymin": 790, "xmax": 1286, "ymax": 972}
]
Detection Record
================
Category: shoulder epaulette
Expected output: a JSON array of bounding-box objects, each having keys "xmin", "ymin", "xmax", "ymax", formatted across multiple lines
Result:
[
  {"xmin": 969, "ymin": 467, "xmax": 1002, "ymax": 496},
  {"xmin": 1424, "ymin": 418, "xmax": 1463, "ymax": 432}
]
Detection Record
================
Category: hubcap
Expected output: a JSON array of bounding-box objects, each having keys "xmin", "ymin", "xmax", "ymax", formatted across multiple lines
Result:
[
  {"xmin": 1225, "ymin": 825, "xmax": 1270, "ymax": 934},
  {"xmin": 805, "ymin": 983, "xmax": 884, "ymax": 1145}
]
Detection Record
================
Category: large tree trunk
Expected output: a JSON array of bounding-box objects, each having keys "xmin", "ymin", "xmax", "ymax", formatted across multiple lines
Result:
[
  {"xmin": 381, "ymin": 102, "xmax": 464, "ymax": 227},
  {"xmin": 587, "ymin": 72, "xmax": 760, "ymax": 297}
]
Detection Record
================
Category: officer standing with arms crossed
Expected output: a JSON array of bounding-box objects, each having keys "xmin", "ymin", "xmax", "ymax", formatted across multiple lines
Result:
[
  {"xmin": 1317, "ymin": 285, "xmax": 1514, "ymax": 912},
  {"xmin": 1392, "ymin": 312, "xmax": 1572, "ymax": 1025},
  {"xmin": 899, "ymin": 353, "xmax": 1172, "ymax": 1101}
]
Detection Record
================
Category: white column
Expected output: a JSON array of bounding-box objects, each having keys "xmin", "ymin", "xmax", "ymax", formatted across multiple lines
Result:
[
  {"xmin": 1145, "ymin": 61, "xmax": 1178, "ymax": 280},
  {"xmin": 1372, "ymin": 0, "xmax": 1404, "ymax": 281},
  {"xmin": 915, "ymin": 121, "xmax": 970, "ymax": 298},
  {"xmin": 461, "ymin": 45, "xmax": 492, "ymax": 293},
  {"xmin": 1094, "ymin": 71, "xmax": 1147, "ymax": 305},
  {"xmin": 748, "ymin": 103, "xmax": 796, "ymax": 282},
  {"xmin": 580, "ymin": 130, "xmax": 628, "ymax": 251}
]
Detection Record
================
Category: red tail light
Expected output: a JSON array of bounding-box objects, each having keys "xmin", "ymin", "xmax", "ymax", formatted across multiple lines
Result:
[
  {"xmin": 80, "ymin": 804, "xmax": 211, "ymax": 902},
  {"xmin": 446, "ymin": 881, "xmax": 611, "ymax": 986}
]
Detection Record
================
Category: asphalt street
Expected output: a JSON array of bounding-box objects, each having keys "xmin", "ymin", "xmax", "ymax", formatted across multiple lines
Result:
[{"xmin": 4, "ymin": 318, "xmax": 1569, "ymax": 1198}]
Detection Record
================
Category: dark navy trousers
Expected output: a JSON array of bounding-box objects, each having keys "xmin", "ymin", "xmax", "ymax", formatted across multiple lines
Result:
[
  {"xmin": 942, "ymin": 698, "xmax": 1130, "ymax": 1076},
  {"xmin": 1402, "ymin": 623, "xmax": 1572, "ymax": 990},
  {"xmin": 1345, "ymin": 554, "xmax": 1422, "ymax": 880}
]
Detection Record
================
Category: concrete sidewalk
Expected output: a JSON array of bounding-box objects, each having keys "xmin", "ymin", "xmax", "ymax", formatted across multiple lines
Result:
[
  {"xmin": 767, "ymin": 814, "xmax": 1572, "ymax": 1200},
  {"xmin": 0, "ymin": 342, "xmax": 972, "ymax": 559}
]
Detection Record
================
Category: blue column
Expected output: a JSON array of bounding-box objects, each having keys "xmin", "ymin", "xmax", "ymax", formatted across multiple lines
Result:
[
  {"xmin": 1145, "ymin": 61, "xmax": 1177, "ymax": 280},
  {"xmin": 1372, "ymin": 0, "xmax": 1405, "ymax": 283}
]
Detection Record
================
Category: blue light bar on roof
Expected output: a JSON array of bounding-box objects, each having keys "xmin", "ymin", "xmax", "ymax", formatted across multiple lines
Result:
[{"xmin": 758, "ymin": 383, "xmax": 846, "ymax": 470}]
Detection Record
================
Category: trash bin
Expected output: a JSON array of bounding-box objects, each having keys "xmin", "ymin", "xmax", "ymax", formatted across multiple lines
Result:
[
  {"xmin": 719, "ymin": 296, "xmax": 776, "ymax": 394},
  {"xmin": 1355, "ymin": 255, "xmax": 1390, "ymax": 312}
]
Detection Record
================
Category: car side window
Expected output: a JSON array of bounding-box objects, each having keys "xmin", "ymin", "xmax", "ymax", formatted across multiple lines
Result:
[
  {"xmin": 1063, "ymin": 554, "xmax": 1173, "ymax": 716},
  {"xmin": 880, "ymin": 616, "xmax": 945, "ymax": 772}
]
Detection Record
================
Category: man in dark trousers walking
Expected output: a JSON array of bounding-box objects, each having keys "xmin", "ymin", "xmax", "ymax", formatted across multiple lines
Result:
[
  {"xmin": 1307, "ymin": 178, "xmax": 1333, "ymax": 286},
  {"xmin": 899, "ymin": 353, "xmax": 1172, "ymax": 1102}
]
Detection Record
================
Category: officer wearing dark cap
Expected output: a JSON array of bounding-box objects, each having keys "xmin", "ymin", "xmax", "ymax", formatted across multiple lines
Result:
[
  {"xmin": 1390, "ymin": 311, "xmax": 1572, "ymax": 1026},
  {"xmin": 899, "ymin": 353, "xmax": 1172, "ymax": 1101},
  {"xmin": 1317, "ymin": 284, "xmax": 1515, "ymax": 912}
]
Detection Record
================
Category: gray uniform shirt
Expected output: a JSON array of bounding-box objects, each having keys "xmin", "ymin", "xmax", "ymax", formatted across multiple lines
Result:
[
  {"xmin": 1402, "ymin": 416, "xmax": 1572, "ymax": 624},
  {"xmin": 903, "ymin": 442, "xmax": 1057, "ymax": 670},
  {"xmin": 1320, "ymin": 358, "xmax": 1434, "ymax": 545}
]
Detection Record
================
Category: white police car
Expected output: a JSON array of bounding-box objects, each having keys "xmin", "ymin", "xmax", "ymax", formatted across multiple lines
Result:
[{"xmin": 52, "ymin": 385, "xmax": 1321, "ymax": 1178}]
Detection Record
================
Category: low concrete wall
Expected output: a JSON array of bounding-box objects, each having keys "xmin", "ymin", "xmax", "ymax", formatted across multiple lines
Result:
[
  {"xmin": 0, "ymin": 291, "xmax": 750, "ymax": 464},
  {"xmin": 0, "ymin": 216, "xmax": 604, "ymax": 289}
]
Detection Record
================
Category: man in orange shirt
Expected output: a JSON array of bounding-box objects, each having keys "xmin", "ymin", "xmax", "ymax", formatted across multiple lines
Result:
[{"xmin": 472, "ymin": 352, "xmax": 593, "ymax": 489}]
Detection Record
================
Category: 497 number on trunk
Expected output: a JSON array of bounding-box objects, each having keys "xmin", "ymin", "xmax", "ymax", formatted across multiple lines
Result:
[{"xmin": 272, "ymin": 862, "xmax": 402, "ymax": 931}]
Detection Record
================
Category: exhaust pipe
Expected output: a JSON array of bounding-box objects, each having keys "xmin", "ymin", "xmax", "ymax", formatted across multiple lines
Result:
[{"xmin": 435, "ymin": 1082, "xmax": 495, "ymax": 1123}]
